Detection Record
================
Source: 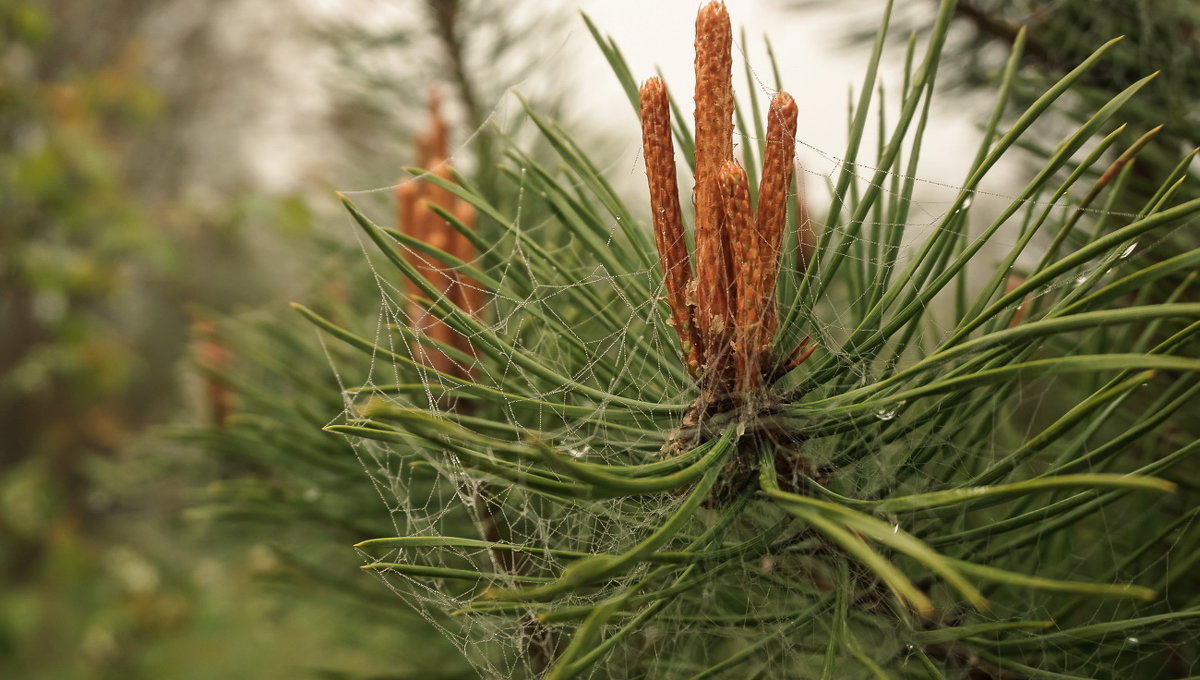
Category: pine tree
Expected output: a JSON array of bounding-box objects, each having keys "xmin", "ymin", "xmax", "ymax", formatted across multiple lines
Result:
[{"xmin": 209, "ymin": 1, "xmax": 1200, "ymax": 677}]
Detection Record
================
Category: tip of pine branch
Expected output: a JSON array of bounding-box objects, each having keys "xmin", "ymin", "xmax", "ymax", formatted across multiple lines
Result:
[
  {"xmin": 1117, "ymin": 585, "xmax": 1156, "ymax": 601},
  {"xmin": 770, "ymin": 91, "xmax": 796, "ymax": 114},
  {"xmin": 641, "ymin": 76, "xmax": 665, "ymax": 93},
  {"xmin": 696, "ymin": 1, "xmax": 731, "ymax": 40}
]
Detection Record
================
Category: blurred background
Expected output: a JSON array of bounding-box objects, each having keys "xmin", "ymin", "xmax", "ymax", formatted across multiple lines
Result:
[{"xmin": 2, "ymin": 0, "xmax": 1194, "ymax": 677}]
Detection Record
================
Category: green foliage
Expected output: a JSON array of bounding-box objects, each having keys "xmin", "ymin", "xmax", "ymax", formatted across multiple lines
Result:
[
  {"xmin": 935, "ymin": 0, "xmax": 1198, "ymax": 187},
  {"xmin": 175, "ymin": 3, "xmax": 572, "ymax": 676},
  {"xmin": 1, "ymin": 3, "xmax": 320, "ymax": 676},
  {"xmin": 801, "ymin": 0, "xmax": 1200, "ymax": 297},
  {"xmin": 1, "ymin": 1, "xmax": 161, "ymax": 427},
  {"xmin": 298, "ymin": 2, "xmax": 1200, "ymax": 678},
  {"xmin": 0, "ymin": 3, "xmax": 178, "ymax": 673},
  {"xmin": 178, "ymin": 248, "xmax": 473, "ymax": 678},
  {"xmin": 942, "ymin": 0, "xmax": 1200, "ymax": 291}
]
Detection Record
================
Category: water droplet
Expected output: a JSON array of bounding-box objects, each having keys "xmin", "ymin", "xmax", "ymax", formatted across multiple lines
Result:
[
  {"xmin": 736, "ymin": 421, "xmax": 747, "ymax": 436},
  {"xmin": 657, "ymin": 207, "xmax": 666, "ymax": 214},
  {"xmin": 1074, "ymin": 274, "xmax": 1088, "ymax": 285},
  {"xmin": 1120, "ymin": 242, "xmax": 1138, "ymax": 259},
  {"xmin": 893, "ymin": 524, "xmax": 901, "ymax": 534},
  {"xmin": 1126, "ymin": 637, "xmax": 1139, "ymax": 644},
  {"xmin": 875, "ymin": 399, "xmax": 905, "ymax": 421},
  {"xmin": 568, "ymin": 446, "xmax": 589, "ymax": 459}
]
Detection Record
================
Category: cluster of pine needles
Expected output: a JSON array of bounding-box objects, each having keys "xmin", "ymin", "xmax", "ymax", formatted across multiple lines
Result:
[{"xmin": 247, "ymin": 1, "xmax": 1200, "ymax": 677}]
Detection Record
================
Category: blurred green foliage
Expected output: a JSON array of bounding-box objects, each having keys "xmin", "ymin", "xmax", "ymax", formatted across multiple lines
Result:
[
  {"xmin": 0, "ymin": 2, "xmax": 355, "ymax": 677},
  {"xmin": 1, "ymin": 0, "xmax": 169, "ymax": 670},
  {"xmin": 1, "ymin": 0, "xmax": 160, "ymax": 468}
]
